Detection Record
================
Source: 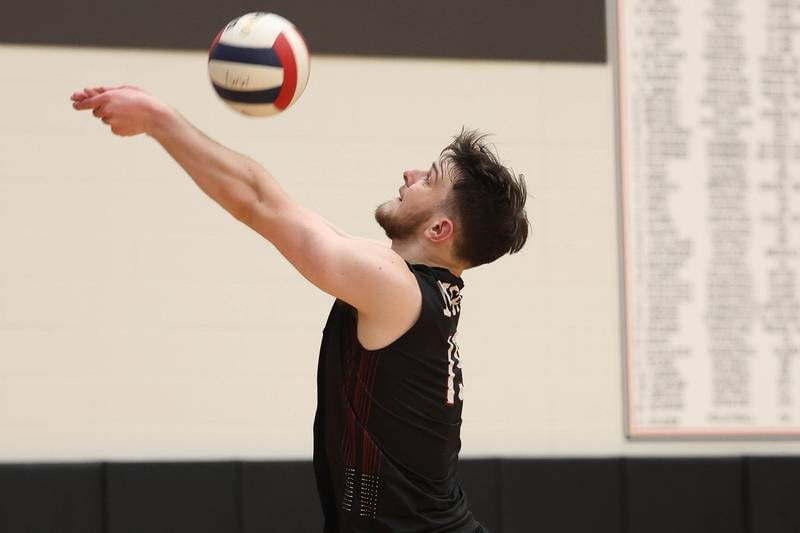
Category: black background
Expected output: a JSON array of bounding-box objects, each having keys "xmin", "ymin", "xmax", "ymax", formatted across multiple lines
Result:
[
  {"xmin": 1, "ymin": 457, "xmax": 799, "ymax": 532},
  {"xmin": 0, "ymin": 0, "xmax": 606, "ymax": 62}
]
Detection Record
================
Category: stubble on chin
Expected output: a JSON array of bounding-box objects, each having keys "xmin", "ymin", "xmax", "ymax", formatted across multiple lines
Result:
[
  {"xmin": 374, "ymin": 200, "xmax": 421, "ymax": 240},
  {"xmin": 374, "ymin": 200, "xmax": 398, "ymax": 239}
]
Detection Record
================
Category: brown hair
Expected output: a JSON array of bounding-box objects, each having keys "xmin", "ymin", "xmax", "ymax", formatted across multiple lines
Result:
[{"xmin": 442, "ymin": 129, "xmax": 529, "ymax": 267}]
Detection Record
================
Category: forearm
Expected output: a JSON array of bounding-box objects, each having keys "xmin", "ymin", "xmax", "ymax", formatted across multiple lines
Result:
[{"xmin": 146, "ymin": 105, "xmax": 288, "ymax": 222}]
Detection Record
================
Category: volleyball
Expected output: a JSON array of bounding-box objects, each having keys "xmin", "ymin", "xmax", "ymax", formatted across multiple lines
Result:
[{"xmin": 208, "ymin": 12, "xmax": 310, "ymax": 117}]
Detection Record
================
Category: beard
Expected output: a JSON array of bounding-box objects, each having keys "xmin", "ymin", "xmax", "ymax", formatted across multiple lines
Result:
[{"xmin": 374, "ymin": 200, "xmax": 429, "ymax": 240}]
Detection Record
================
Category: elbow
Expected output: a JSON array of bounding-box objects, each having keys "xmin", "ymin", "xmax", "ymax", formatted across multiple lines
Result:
[
  {"xmin": 231, "ymin": 197, "xmax": 286, "ymax": 237},
  {"xmin": 231, "ymin": 198, "xmax": 259, "ymax": 227}
]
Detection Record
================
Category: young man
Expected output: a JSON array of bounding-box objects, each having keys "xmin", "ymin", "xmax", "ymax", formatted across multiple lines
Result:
[{"xmin": 71, "ymin": 86, "xmax": 529, "ymax": 533}]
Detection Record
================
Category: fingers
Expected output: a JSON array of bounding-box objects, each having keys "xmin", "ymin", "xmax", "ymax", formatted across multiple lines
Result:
[
  {"xmin": 69, "ymin": 85, "xmax": 124, "ymax": 134},
  {"xmin": 70, "ymin": 88, "xmax": 94, "ymax": 101},
  {"xmin": 72, "ymin": 92, "xmax": 109, "ymax": 111},
  {"xmin": 70, "ymin": 86, "xmax": 112, "ymax": 104},
  {"xmin": 70, "ymin": 85, "xmax": 138, "ymax": 136}
]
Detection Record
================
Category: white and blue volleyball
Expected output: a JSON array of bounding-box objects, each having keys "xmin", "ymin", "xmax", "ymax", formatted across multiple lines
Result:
[{"xmin": 208, "ymin": 12, "xmax": 310, "ymax": 117}]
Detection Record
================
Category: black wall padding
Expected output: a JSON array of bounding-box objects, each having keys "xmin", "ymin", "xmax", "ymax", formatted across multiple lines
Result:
[
  {"xmin": 0, "ymin": 0, "xmax": 607, "ymax": 63},
  {"xmin": 502, "ymin": 458, "xmax": 624, "ymax": 533},
  {"xmin": 457, "ymin": 459, "xmax": 502, "ymax": 532},
  {"xmin": 1, "ymin": 457, "xmax": 799, "ymax": 533},
  {"xmin": 0, "ymin": 463, "xmax": 105, "ymax": 533},
  {"xmin": 747, "ymin": 456, "xmax": 800, "ymax": 533},
  {"xmin": 106, "ymin": 462, "xmax": 240, "ymax": 533},
  {"xmin": 241, "ymin": 461, "xmax": 322, "ymax": 533},
  {"xmin": 625, "ymin": 457, "xmax": 746, "ymax": 533}
]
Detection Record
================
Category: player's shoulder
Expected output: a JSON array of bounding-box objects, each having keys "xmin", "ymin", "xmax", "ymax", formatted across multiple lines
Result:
[
  {"xmin": 348, "ymin": 236, "xmax": 414, "ymax": 276},
  {"xmin": 349, "ymin": 246, "xmax": 421, "ymax": 350},
  {"xmin": 340, "ymin": 236, "xmax": 418, "ymax": 304},
  {"xmin": 348, "ymin": 235, "xmax": 395, "ymax": 253}
]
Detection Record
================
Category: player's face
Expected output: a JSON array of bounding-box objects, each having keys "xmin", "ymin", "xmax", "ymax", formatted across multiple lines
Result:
[{"xmin": 375, "ymin": 160, "xmax": 454, "ymax": 240}]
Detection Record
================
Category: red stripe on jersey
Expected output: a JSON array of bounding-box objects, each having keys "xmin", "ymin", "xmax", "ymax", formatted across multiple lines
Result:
[
  {"xmin": 361, "ymin": 352, "xmax": 380, "ymax": 424},
  {"xmin": 343, "ymin": 398, "xmax": 356, "ymax": 465}
]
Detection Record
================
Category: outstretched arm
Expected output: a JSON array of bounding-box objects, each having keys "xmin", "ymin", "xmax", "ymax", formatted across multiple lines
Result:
[
  {"xmin": 72, "ymin": 86, "xmax": 288, "ymax": 223},
  {"xmin": 71, "ymin": 86, "xmax": 420, "ymax": 344}
]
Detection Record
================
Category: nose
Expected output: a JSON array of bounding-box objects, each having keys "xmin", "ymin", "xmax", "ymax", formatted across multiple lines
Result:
[{"xmin": 403, "ymin": 169, "xmax": 426, "ymax": 186}]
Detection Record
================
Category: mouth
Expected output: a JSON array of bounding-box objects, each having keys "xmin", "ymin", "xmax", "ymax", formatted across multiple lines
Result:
[{"xmin": 398, "ymin": 187, "xmax": 404, "ymax": 201}]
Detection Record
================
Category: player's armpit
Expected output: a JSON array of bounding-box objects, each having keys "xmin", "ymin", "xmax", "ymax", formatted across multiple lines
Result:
[{"xmin": 241, "ymin": 198, "xmax": 421, "ymax": 331}]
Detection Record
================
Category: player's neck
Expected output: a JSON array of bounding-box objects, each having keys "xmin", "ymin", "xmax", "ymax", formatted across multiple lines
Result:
[{"xmin": 390, "ymin": 239, "xmax": 463, "ymax": 277}]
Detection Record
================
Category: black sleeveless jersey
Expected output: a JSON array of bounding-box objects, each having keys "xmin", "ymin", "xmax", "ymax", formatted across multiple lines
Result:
[{"xmin": 313, "ymin": 263, "xmax": 478, "ymax": 533}]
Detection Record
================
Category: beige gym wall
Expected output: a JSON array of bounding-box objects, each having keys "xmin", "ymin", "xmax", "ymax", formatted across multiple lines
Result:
[{"xmin": 1, "ymin": 44, "xmax": 796, "ymax": 460}]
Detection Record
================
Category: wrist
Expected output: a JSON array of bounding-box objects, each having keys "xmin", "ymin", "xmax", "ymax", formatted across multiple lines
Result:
[{"xmin": 144, "ymin": 100, "xmax": 179, "ymax": 140}]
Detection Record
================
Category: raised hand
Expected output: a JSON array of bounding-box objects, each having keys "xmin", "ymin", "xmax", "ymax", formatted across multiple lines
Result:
[{"xmin": 70, "ymin": 86, "xmax": 168, "ymax": 137}]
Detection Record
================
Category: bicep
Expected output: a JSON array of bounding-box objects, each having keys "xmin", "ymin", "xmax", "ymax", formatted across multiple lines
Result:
[{"xmin": 244, "ymin": 199, "xmax": 418, "ymax": 315}]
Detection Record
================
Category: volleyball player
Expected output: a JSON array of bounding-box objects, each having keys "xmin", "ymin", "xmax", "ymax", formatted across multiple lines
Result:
[{"xmin": 71, "ymin": 85, "xmax": 528, "ymax": 532}]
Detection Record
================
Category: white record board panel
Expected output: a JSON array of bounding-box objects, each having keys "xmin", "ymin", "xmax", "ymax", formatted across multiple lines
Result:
[{"xmin": 617, "ymin": 0, "xmax": 800, "ymax": 438}]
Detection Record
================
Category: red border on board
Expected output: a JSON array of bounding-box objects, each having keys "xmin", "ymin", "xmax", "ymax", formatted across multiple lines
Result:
[{"xmin": 617, "ymin": 0, "xmax": 637, "ymax": 435}]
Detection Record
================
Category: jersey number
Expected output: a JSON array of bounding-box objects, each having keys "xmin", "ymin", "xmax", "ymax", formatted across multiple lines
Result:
[{"xmin": 446, "ymin": 334, "xmax": 464, "ymax": 405}]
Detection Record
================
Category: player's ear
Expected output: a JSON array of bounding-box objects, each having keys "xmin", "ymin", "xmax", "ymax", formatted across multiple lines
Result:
[{"xmin": 426, "ymin": 218, "xmax": 454, "ymax": 243}]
